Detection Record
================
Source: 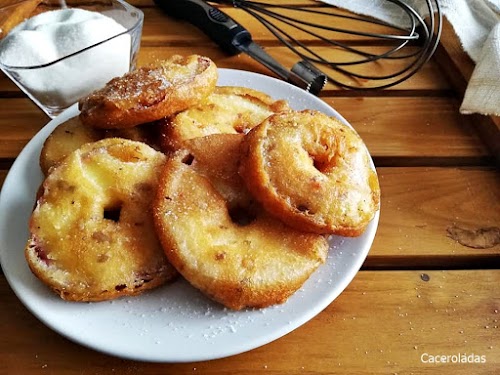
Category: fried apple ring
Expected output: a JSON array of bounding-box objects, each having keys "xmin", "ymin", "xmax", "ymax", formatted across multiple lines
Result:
[
  {"xmin": 153, "ymin": 134, "xmax": 328, "ymax": 310},
  {"xmin": 239, "ymin": 110, "xmax": 380, "ymax": 236},
  {"xmin": 39, "ymin": 116, "xmax": 162, "ymax": 175},
  {"xmin": 26, "ymin": 138, "xmax": 177, "ymax": 301},
  {"xmin": 40, "ymin": 117, "xmax": 102, "ymax": 175},
  {"xmin": 79, "ymin": 54, "xmax": 218, "ymax": 129},
  {"xmin": 160, "ymin": 86, "xmax": 289, "ymax": 151}
]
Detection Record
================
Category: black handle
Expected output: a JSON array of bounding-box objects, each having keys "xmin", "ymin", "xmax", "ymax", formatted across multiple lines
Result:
[{"xmin": 154, "ymin": 0, "xmax": 251, "ymax": 55}]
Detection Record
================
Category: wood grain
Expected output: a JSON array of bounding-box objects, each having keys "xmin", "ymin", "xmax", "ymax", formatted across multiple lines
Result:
[
  {"xmin": 140, "ymin": 6, "xmax": 405, "ymax": 45},
  {"xmin": 128, "ymin": 0, "xmax": 337, "ymax": 7},
  {"xmin": 0, "ymin": 96, "xmax": 487, "ymax": 161},
  {"xmin": 434, "ymin": 18, "xmax": 500, "ymax": 164},
  {"xmin": 1, "ymin": 166, "xmax": 497, "ymax": 269},
  {"xmin": 0, "ymin": 99, "xmax": 47, "ymax": 158},
  {"xmin": 1, "ymin": 270, "xmax": 498, "ymax": 374},
  {"xmin": 327, "ymin": 97, "xmax": 488, "ymax": 162},
  {"xmin": 368, "ymin": 167, "xmax": 500, "ymax": 268},
  {"xmin": 0, "ymin": 74, "xmax": 18, "ymax": 94},
  {"xmin": 137, "ymin": 45, "xmax": 451, "ymax": 92},
  {"xmin": 0, "ymin": 2, "xmax": 498, "ymax": 374},
  {"xmin": 0, "ymin": 2, "xmax": 450, "ymax": 94},
  {"xmin": 0, "ymin": 44, "xmax": 451, "ymax": 95}
]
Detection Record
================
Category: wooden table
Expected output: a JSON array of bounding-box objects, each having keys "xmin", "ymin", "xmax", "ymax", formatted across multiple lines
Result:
[{"xmin": 1, "ymin": 1, "xmax": 499, "ymax": 374}]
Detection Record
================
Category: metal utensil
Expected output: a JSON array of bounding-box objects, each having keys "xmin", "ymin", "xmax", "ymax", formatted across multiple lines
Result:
[
  {"xmin": 154, "ymin": 0, "xmax": 327, "ymax": 94},
  {"xmin": 209, "ymin": 0, "xmax": 442, "ymax": 90}
]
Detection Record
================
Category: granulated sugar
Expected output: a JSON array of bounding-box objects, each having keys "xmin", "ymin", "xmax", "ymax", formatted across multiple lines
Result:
[{"xmin": 0, "ymin": 8, "xmax": 131, "ymax": 108}]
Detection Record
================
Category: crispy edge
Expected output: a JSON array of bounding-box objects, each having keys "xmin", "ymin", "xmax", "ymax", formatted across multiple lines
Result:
[
  {"xmin": 153, "ymin": 136, "xmax": 328, "ymax": 310},
  {"xmin": 160, "ymin": 86, "xmax": 289, "ymax": 152},
  {"xmin": 239, "ymin": 113, "xmax": 379, "ymax": 236},
  {"xmin": 79, "ymin": 55, "xmax": 218, "ymax": 129},
  {"xmin": 27, "ymin": 138, "xmax": 178, "ymax": 301}
]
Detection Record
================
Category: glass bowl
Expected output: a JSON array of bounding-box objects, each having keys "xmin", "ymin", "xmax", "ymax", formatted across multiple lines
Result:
[{"xmin": 0, "ymin": 0, "xmax": 144, "ymax": 118}]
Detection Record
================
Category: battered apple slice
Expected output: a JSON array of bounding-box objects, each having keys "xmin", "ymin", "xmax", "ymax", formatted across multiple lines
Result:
[
  {"xmin": 160, "ymin": 86, "xmax": 289, "ymax": 151},
  {"xmin": 26, "ymin": 138, "xmax": 177, "ymax": 301},
  {"xmin": 79, "ymin": 54, "xmax": 218, "ymax": 129},
  {"xmin": 153, "ymin": 134, "xmax": 328, "ymax": 310}
]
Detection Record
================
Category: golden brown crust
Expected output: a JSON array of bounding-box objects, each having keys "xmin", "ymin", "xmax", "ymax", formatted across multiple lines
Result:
[
  {"xmin": 153, "ymin": 134, "xmax": 328, "ymax": 310},
  {"xmin": 78, "ymin": 55, "xmax": 218, "ymax": 129},
  {"xmin": 239, "ymin": 110, "xmax": 380, "ymax": 236},
  {"xmin": 26, "ymin": 138, "xmax": 177, "ymax": 301},
  {"xmin": 40, "ymin": 116, "xmax": 162, "ymax": 175},
  {"xmin": 40, "ymin": 117, "xmax": 104, "ymax": 175},
  {"xmin": 160, "ymin": 86, "xmax": 289, "ymax": 152}
]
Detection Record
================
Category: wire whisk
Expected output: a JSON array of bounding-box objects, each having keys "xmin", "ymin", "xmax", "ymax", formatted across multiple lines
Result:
[{"xmin": 210, "ymin": 0, "xmax": 442, "ymax": 90}]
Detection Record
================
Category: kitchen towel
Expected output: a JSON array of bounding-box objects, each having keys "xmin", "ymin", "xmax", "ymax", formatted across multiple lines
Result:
[{"xmin": 318, "ymin": 0, "xmax": 500, "ymax": 116}]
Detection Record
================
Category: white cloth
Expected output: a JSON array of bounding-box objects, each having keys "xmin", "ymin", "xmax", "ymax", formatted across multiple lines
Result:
[
  {"xmin": 460, "ymin": 22, "xmax": 500, "ymax": 115},
  {"xmin": 318, "ymin": 0, "xmax": 500, "ymax": 116}
]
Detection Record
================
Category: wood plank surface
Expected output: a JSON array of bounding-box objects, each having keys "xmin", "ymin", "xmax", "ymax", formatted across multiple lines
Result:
[
  {"xmin": 0, "ymin": 74, "xmax": 18, "ymax": 94},
  {"xmin": 0, "ymin": 99, "xmax": 47, "ymax": 158},
  {"xmin": 1, "ymin": 270, "xmax": 498, "ymax": 374},
  {"xmin": 369, "ymin": 167, "xmax": 500, "ymax": 268},
  {"xmin": 0, "ymin": 166, "xmax": 497, "ymax": 271},
  {"xmin": 434, "ymin": 18, "xmax": 500, "ymax": 164},
  {"xmin": 129, "ymin": 0, "xmax": 337, "ymax": 7},
  {"xmin": 0, "ymin": 0, "xmax": 498, "ymax": 373},
  {"xmin": 0, "ymin": 96, "xmax": 488, "ymax": 161},
  {"xmin": 0, "ymin": 44, "xmax": 451, "ymax": 95},
  {"xmin": 139, "ymin": 46, "xmax": 451, "ymax": 93},
  {"xmin": 0, "ymin": 2, "xmax": 450, "ymax": 94},
  {"xmin": 140, "ymin": 6, "xmax": 404, "ymax": 46},
  {"xmin": 327, "ymin": 97, "xmax": 488, "ymax": 163}
]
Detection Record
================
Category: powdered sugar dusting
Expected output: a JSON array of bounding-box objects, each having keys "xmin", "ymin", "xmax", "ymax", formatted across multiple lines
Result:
[{"xmin": 0, "ymin": 69, "xmax": 378, "ymax": 362}]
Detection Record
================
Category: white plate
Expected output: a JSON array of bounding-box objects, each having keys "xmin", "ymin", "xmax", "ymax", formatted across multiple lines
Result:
[{"xmin": 0, "ymin": 69, "xmax": 379, "ymax": 362}]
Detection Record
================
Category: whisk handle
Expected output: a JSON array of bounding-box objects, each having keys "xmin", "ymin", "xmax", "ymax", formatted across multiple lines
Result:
[{"xmin": 154, "ymin": 0, "xmax": 251, "ymax": 55}]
